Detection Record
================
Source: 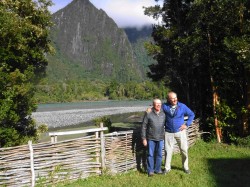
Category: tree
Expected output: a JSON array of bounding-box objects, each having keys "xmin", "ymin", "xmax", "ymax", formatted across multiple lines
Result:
[
  {"xmin": 0, "ymin": 0, "xmax": 53, "ymax": 147},
  {"xmin": 145, "ymin": 0, "xmax": 250, "ymax": 142}
]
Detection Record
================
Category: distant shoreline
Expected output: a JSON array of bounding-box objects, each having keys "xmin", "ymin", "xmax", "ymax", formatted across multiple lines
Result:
[{"xmin": 36, "ymin": 100, "xmax": 152, "ymax": 112}]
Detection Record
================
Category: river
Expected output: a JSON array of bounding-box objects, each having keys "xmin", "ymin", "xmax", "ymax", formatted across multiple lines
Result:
[
  {"xmin": 36, "ymin": 100, "xmax": 152, "ymax": 112},
  {"xmin": 33, "ymin": 100, "xmax": 152, "ymax": 129}
]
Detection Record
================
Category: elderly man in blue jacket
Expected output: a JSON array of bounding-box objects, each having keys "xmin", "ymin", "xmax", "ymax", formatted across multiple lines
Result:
[{"xmin": 163, "ymin": 91, "xmax": 195, "ymax": 174}]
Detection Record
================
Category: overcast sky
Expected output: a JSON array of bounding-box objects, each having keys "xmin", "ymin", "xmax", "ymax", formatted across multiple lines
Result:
[{"xmin": 49, "ymin": 0, "xmax": 162, "ymax": 28}]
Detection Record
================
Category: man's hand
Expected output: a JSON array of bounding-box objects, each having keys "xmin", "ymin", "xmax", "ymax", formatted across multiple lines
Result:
[
  {"xmin": 146, "ymin": 107, "xmax": 152, "ymax": 113},
  {"xmin": 179, "ymin": 124, "xmax": 187, "ymax": 131},
  {"xmin": 142, "ymin": 139, "xmax": 147, "ymax": 147}
]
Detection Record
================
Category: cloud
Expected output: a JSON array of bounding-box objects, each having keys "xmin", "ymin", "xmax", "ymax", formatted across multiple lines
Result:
[
  {"xmin": 50, "ymin": 0, "xmax": 162, "ymax": 28},
  {"xmin": 91, "ymin": 0, "xmax": 162, "ymax": 28}
]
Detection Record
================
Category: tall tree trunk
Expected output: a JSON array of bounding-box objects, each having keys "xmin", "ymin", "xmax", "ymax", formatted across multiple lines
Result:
[
  {"xmin": 212, "ymin": 81, "xmax": 222, "ymax": 143},
  {"xmin": 207, "ymin": 32, "xmax": 222, "ymax": 143}
]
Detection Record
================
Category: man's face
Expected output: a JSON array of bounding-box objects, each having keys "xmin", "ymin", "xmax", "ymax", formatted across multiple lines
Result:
[
  {"xmin": 168, "ymin": 93, "xmax": 178, "ymax": 106},
  {"xmin": 153, "ymin": 100, "xmax": 162, "ymax": 112}
]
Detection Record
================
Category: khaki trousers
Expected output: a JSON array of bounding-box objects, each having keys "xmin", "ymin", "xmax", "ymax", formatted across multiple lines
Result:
[{"xmin": 164, "ymin": 130, "xmax": 189, "ymax": 170}]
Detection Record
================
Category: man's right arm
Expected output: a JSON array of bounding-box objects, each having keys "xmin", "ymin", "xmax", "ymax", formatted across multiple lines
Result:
[
  {"xmin": 146, "ymin": 107, "xmax": 152, "ymax": 113},
  {"xmin": 142, "ymin": 139, "xmax": 147, "ymax": 147},
  {"xmin": 141, "ymin": 112, "xmax": 148, "ymax": 147}
]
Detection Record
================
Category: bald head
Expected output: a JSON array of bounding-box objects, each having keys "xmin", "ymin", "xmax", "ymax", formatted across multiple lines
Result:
[{"xmin": 167, "ymin": 91, "xmax": 178, "ymax": 106}]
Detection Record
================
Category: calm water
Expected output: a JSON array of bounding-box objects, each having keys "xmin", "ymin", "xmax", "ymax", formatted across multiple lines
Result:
[{"xmin": 37, "ymin": 100, "xmax": 152, "ymax": 112}]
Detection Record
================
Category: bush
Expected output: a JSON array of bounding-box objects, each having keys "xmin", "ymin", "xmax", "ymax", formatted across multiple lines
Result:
[
  {"xmin": 235, "ymin": 135, "xmax": 250, "ymax": 148},
  {"xmin": 93, "ymin": 116, "xmax": 112, "ymax": 132}
]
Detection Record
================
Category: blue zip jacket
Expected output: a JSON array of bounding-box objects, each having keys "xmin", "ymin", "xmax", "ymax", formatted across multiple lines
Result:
[{"xmin": 162, "ymin": 102, "xmax": 195, "ymax": 133}]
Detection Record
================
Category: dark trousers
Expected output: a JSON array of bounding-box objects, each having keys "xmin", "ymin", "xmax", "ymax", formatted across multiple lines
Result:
[{"xmin": 147, "ymin": 140, "xmax": 163, "ymax": 174}]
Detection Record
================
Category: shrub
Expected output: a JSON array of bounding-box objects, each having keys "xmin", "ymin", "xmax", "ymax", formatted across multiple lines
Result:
[
  {"xmin": 93, "ymin": 116, "xmax": 112, "ymax": 132},
  {"xmin": 235, "ymin": 135, "xmax": 250, "ymax": 148}
]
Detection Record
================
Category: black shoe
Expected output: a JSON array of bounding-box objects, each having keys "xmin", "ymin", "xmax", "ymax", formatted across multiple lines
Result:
[
  {"xmin": 163, "ymin": 169, "xmax": 171, "ymax": 175},
  {"xmin": 148, "ymin": 172, "xmax": 154, "ymax": 177},
  {"xmin": 184, "ymin": 169, "xmax": 191, "ymax": 174}
]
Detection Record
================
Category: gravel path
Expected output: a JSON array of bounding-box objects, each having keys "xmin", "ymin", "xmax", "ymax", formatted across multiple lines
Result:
[{"xmin": 32, "ymin": 106, "xmax": 147, "ymax": 128}]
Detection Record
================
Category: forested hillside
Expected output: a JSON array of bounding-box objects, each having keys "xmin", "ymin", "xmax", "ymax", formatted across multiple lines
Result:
[
  {"xmin": 46, "ymin": 0, "xmax": 143, "ymax": 83},
  {"xmin": 124, "ymin": 26, "xmax": 157, "ymax": 77},
  {"xmin": 35, "ymin": 0, "xmax": 161, "ymax": 103}
]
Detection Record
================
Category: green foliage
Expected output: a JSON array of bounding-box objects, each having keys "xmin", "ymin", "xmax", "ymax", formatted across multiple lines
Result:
[
  {"xmin": 129, "ymin": 36, "xmax": 157, "ymax": 78},
  {"xmin": 235, "ymin": 135, "xmax": 250, "ymax": 148},
  {"xmin": 0, "ymin": 119, "xmax": 38, "ymax": 147},
  {"xmin": 144, "ymin": 0, "xmax": 250, "ymax": 142},
  {"xmin": 105, "ymin": 80, "xmax": 169, "ymax": 100},
  {"xmin": 0, "ymin": 127, "xmax": 20, "ymax": 147},
  {"xmin": 0, "ymin": 0, "xmax": 53, "ymax": 147},
  {"xmin": 94, "ymin": 116, "xmax": 112, "ymax": 132},
  {"xmin": 215, "ymin": 101, "xmax": 238, "ymax": 142},
  {"xmin": 35, "ymin": 80, "xmax": 169, "ymax": 103},
  {"xmin": 35, "ymin": 80, "xmax": 107, "ymax": 103},
  {"xmin": 216, "ymin": 102, "xmax": 237, "ymax": 127},
  {"xmin": 36, "ymin": 123, "xmax": 48, "ymax": 138}
]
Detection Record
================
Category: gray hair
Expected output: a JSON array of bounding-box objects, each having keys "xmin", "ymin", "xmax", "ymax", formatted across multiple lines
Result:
[{"xmin": 153, "ymin": 98, "xmax": 162, "ymax": 105}]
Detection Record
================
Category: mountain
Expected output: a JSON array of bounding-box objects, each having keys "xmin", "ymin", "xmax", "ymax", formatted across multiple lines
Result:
[
  {"xmin": 47, "ymin": 0, "xmax": 143, "ymax": 83},
  {"xmin": 124, "ymin": 26, "xmax": 156, "ymax": 76},
  {"xmin": 124, "ymin": 26, "xmax": 153, "ymax": 43}
]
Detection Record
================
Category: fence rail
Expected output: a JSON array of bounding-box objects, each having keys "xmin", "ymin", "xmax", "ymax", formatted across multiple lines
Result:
[{"xmin": 0, "ymin": 119, "xmax": 200, "ymax": 187}]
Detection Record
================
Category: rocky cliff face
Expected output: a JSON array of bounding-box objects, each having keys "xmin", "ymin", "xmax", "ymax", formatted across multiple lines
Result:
[{"xmin": 49, "ymin": 0, "xmax": 143, "ymax": 82}]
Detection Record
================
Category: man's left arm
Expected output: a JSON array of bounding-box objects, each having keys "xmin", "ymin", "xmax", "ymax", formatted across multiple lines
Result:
[
  {"xmin": 185, "ymin": 106, "xmax": 195, "ymax": 127},
  {"xmin": 180, "ymin": 105, "xmax": 195, "ymax": 131}
]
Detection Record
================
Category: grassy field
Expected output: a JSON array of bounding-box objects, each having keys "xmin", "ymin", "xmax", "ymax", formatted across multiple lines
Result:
[{"xmin": 54, "ymin": 140, "xmax": 250, "ymax": 187}]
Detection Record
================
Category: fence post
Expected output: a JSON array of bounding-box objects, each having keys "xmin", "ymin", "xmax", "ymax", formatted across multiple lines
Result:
[
  {"xmin": 95, "ymin": 131, "xmax": 100, "ymax": 166},
  {"xmin": 51, "ymin": 135, "xmax": 57, "ymax": 143},
  {"xmin": 100, "ymin": 122, "xmax": 106, "ymax": 173},
  {"xmin": 51, "ymin": 136, "xmax": 54, "ymax": 143},
  {"xmin": 28, "ymin": 141, "xmax": 35, "ymax": 187},
  {"xmin": 125, "ymin": 133, "xmax": 128, "ymax": 172}
]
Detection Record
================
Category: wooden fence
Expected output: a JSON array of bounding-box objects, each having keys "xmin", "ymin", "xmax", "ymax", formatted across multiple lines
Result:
[{"xmin": 0, "ymin": 119, "xmax": 200, "ymax": 187}]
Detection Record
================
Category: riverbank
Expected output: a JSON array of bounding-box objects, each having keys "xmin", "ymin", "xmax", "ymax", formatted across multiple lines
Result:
[
  {"xmin": 32, "ymin": 106, "xmax": 148, "ymax": 128},
  {"xmin": 32, "ymin": 100, "xmax": 151, "ymax": 128}
]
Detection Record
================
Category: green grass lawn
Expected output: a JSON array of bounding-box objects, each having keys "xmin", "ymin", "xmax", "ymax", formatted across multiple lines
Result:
[{"xmin": 54, "ymin": 140, "xmax": 250, "ymax": 187}]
